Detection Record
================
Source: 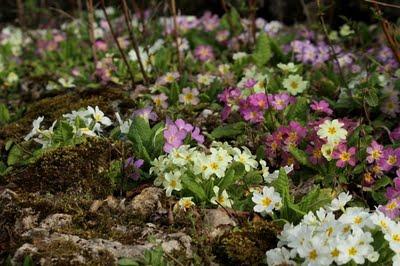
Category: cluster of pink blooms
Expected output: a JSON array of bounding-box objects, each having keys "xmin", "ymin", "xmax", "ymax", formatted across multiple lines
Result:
[
  {"xmin": 217, "ymin": 87, "xmax": 295, "ymax": 123},
  {"xmin": 95, "ymin": 56, "xmax": 116, "ymax": 84},
  {"xmin": 266, "ymin": 115, "xmax": 359, "ymax": 169},
  {"xmin": 374, "ymin": 45, "xmax": 399, "ymax": 72},
  {"xmin": 265, "ymin": 121, "xmax": 308, "ymax": 167},
  {"xmin": 365, "ymin": 140, "xmax": 400, "ymax": 184},
  {"xmin": 164, "ymin": 11, "xmax": 220, "ymax": 35},
  {"xmin": 163, "ymin": 119, "xmax": 204, "ymax": 153},
  {"xmin": 194, "ymin": 45, "xmax": 215, "ymax": 62},
  {"xmin": 36, "ymin": 31, "xmax": 65, "ymax": 54},
  {"xmin": 380, "ymin": 170, "xmax": 400, "ymax": 219}
]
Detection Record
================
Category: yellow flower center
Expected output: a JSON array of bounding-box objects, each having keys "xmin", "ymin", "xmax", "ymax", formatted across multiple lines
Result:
[
  {"xmin": 326, "ymin": 227, "xmax": 334, "ymax": 237},
  {"xmin": 94, "ymin": 113, "xmax": 102, "ymax": 122},
  {"xmin": 154, "ymin": 98, "xmax": 162, "ymax": 106},
  {"xmin": 170, "ymin": 179, "xmax": 177, "ymax": 188},
  {"xmin": 328, "ymin": 127, "xmax": 337, "ymax": 135},
  {"xmin": 348, "ymin": 247, "xmax": 357, "ymax": 256},
  {"xmin": 290, "ymin": 81, "xmax": 298, "ymax": 90},
  {"xmin": 184, "ymin": 93, "xmax": 194, "ymax": 101},
  {"xmin": 261, "ymin": 197, "xmax": 272, "ymax": 207},
  {"xmin": 308, "ymin": 250, "xmax": 318, "ymax": 261},
  {"xmin": 210, "ymin": 162, "xmax": 219, "ymax": 171},
  {"xmin": 339, "ymin": 151, "xmax": 350, "ymax": 162},
  {"xmin": 217, "ymin": 195, "xmax": 225, "ymax": 204},
  {"xmin": 392, "ymin": 234, "xmax": 400, "ymax": 242},
  {"xmin": 343, "ymin": 225, "xmax": 351, "ymax": 233},
  {"xmin": 387, "ymin": 201, "xmax": 398, "ymax": 210},
  {"xmin": 379, "ymin": 220, "xmax": 388, "ymax": 229},
  {"xmin": 331, "ymin": 248, "xmax": 339, "ymax": 258},
  {"xmin": 372, "ymin": 150, "xmax": 381, "ymax": 159},
  {"xmin": 354, "ymin": 216, "xmax": 362, "ymax": 224},
  {"xmin": 388, "ymin": 155, "xmax": 397, "ymax": 165}
]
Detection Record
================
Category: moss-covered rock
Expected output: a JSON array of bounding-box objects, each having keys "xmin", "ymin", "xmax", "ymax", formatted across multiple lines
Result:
[
  {"xmin": 0, "ymin": 87, "xmax": 134, "ymax": 141},
  {"xmin": 5, "ymin": 138, "xmax": 117, "ymax": 196},
  {"xmin": 214, "ymin": 220, "xmax": 281, "ymax": 265}
]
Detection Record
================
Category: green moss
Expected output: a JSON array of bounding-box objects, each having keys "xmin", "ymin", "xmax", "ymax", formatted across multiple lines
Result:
[
  {"xmin": 214, "ymin": 220, "xmax": 281, "ymax": 265},
  {"xmin": 31, "ymin": 239, "xmax": 115, "ymax": 266},
  {"xmin": 5, "ymin": 138, "xmax": 116, "ymax": 196}
]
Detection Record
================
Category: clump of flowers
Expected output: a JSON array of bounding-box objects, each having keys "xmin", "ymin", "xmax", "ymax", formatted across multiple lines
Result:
[
  {"xmin": 24, "ymin": 106, "xmax": 113, "ymax": 148},
  {"xmin": 266, "ymin": 192, "xmax": 400, "ymax": 265},
  {"xmin": 163, "ymin": 119, "xmax": 204, "ymax": 153},
  {"xmin": 150, "ymin": 142, "xmax": 259, "ymax": 203}
]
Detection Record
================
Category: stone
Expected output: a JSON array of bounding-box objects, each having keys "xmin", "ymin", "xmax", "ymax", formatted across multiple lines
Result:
[{"xmin": 128, "ymin": 187, "xmax": 165, "ymax": 220}]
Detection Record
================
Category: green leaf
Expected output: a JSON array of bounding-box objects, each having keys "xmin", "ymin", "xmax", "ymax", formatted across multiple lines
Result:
[
  {"xmin": 220, "ymin": 7, "xmax": 243, "ymax": 35},
  {"xmin": 52, "ymin": 121, "xmax": 73, "ymax": 144},
  {"xmin": 128, "ymin": 116, "xmax": 153, "ymax": 163},
  {"xmin": 289, "ymin": 146, "xmax": 310, "ymax": 167},
  {"xmin": 252, "ymin": 32, "xmax": 272, "ymax": 67},
  {"xmin": 284, "ymin": 96, "xmax": 308, "ymax": 122},
  {"xmin": 298, "ymin": 188, "xmax": 332, "ymax": 212},
  {"xmin": 0, "ymin": 103, "xmax": 10, "ymax": 124},
  {"xmin": 210, "ymin": 122, "xmax": 246, "ymax": 139},
  {"xmin": 218, "ymin": 163, "xmax": 245, "ymax": 192},
  {"xmin": 272, "ymin": 168, "xmax": 291, "ymax": 202},
  {"xmin": 365, "ymin": 87, "xmax": 379, "ymax": 107},
  {"xmin": 130, "ymin": 116, "xmax": 152, "ymax": 146},
  {"xmin": 23, "ymin": 256, "xmax": 34, "ymax": 266},
  {"xmin": 181, "ymin": 174, "xmax": 207, "ymax": 201},
  {"xmin": 373, "ymin": 176, "xmax": 392, "ymax": 190},
  {"xmin": 372, "ymin": 191, "xmax": 387, "ymax": 205},
  {"xmin": 149, "ymin": 122, "xmax": 165, "ymax": 158},
  {"xmin": 7, "ymin": 144, "xmax": 23, "ymax": 166},
  {"xmin": 118, "ymin": 258, "xmax": 139, "ymax": 266}
]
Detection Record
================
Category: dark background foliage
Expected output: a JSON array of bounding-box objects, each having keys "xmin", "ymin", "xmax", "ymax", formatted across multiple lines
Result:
[{"xmin": 0, "ymin": 0, "xmax": 399, "ymax": 27}]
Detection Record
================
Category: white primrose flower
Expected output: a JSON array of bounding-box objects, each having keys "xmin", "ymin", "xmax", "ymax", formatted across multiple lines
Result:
[
  {"xmin": 6, "ymin": 72, "xmax": 19, "ymax": 85},
  {"xmin": 339, "ymin": 207, "xmax": 373, "ymax": 230},
  {"xmin": 282, "ymin": 74, "xmax": 308, "ymax": 96},
  {"xmin": 277, "ymin": 62, "xmax": 298, "ymax": 73},
  {"xmin": 261, "ymin": 163, "xmax": 293, "ymax": 183},
  {"xmin": 328, "ymin": 191, "xmax": 352, "ymax": 212},
  {"xmin": 393, "ymin": 253, "xmax": 400, "ymax": 266},
  {"xmin": 297, "ymin": 236, "xmax": 332, "ymax": 266},
  {"xmin": 370, "ymin": 210, "xmax": 395, "ymax": 234},
  {"xmin": 317, "ymin": 119, "xmax": 348, "ymax": 144},
  {"xmin": 87, "ymin": 106, "xmax": 112, "ymax": 126},
  {"xmin": 24, "ymin": 116, "xmax": 45, "ymax": 141},
  {"xmin": 252, "ymin": 186, "xmax": 282, "ymax": 214},
  {"xmin": 163, "ymin": 170, "xmax": 182, "ymax": 197},
  {"xmin": 232, "ymin": 52, "xmax": 248, "ymax": 61},
  {"xmin": 385, "ymin": 222, "xmax": 400, "ymax": 253},
  {"xmin": 197, "ymin": 73, "xmax": 216, "ymax": 86},
  {"xmin": 210, "ymin": 186, "xmax": 232, "ymax": 208},
  {"xmin": 266, "ymin": 247, "xmax": 296, "ymax": 266},
  {"xmin": 177, "ymin": 197, "xmax": 195, "ymax": 211},
  {"xmin": 233, "ymin": 147, "xmax": 258, "ymax": 172},
  {"xmin": 337, "ymin": 231, "xmax": 375, "ymax": 265},
  {"xmin": 204, "ymin": 156, "xmax": 227, "ymax": 178},
  {"xmin": 77, "ymin": 127, "xmax": 97, "ymax": 137},
  {"xmin": 58, "ymin": 77, "xmax": 76, "ymax": 88},
  {"xmin": 115, "ymin": 112, "xmax": 132, "ymax": 134}
]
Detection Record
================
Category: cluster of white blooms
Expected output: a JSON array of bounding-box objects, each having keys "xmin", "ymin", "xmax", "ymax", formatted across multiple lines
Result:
[
  {"xmin": 128, "ymin": 39, "xmax": 164, "ymax": 72},
  {"xmin": 150, "ymin": 142, "xmax": 293, "ymax": 207},
  {"xmin": 266, "ymin": 192, "xmax": 400, "ymax": 266},
  {"xmin": 1, "ymin": 26, "xmax": 24, "ymax": 56},
  {"xmin": 25, "ymin": 106, "xmax": 112, "ymax": 147},
  {"xmin": 150, "ymin": 142, "xmax": 258, "ymax": 203}
]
